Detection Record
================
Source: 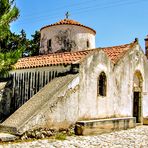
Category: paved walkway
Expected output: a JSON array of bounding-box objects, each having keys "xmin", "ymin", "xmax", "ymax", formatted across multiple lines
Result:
[{"xmin": 0, "ymin": 126, "xmax": 148, "ymax": 148}]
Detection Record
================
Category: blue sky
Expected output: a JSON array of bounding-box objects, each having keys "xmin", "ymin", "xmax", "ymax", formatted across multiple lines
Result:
[{"xmin": 11, "ymin": 0, "xmax": 148, "ymax": 50}]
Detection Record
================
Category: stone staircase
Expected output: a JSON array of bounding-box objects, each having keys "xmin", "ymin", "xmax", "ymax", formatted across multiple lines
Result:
[{"xmin": 0, "ymin": 74, "xmax": 78, "ymax": 135}]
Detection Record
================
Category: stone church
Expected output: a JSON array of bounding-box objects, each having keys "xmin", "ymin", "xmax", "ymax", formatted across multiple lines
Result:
[{"xmin": 0, "ymin": 17, "xmax": 148, "ymax": 135}]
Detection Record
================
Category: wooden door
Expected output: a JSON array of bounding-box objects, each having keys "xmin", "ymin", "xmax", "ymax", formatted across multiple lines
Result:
[{"xmin": 133, "ymin": 92, "xmax": 140, "ymax": 123}]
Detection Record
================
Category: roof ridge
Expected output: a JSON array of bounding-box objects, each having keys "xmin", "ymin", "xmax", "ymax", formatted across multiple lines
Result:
[
  {"xmin": 19, "ymin": 49, "xmax": 96, "ymax": 60},
  {"xmin": 101, "ymin": 40, "xmax": 137, "ymax": 64},
  {"xmin": 101, "ymin": 39, "xmax": 138, "ymax": 49},
  {"xmin": 101, "ymin": 43, "xmax": 131, "ymax": 49}
]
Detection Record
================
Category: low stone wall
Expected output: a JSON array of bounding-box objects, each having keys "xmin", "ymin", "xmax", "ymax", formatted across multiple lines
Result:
[{"xmin": 75, "ymin": 117, "xmax": 136, "ymax": 135}]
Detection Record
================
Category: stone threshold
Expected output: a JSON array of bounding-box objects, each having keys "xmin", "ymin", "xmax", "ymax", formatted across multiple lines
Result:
[{"xmin": 75, "ymin": 117, "xmax": 136, "ymax": 135}]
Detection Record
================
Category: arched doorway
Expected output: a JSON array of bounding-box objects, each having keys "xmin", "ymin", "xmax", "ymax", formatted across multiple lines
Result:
[{"xmin": 133, "ymin": 71, "xmax": 143, "ymax": 123}]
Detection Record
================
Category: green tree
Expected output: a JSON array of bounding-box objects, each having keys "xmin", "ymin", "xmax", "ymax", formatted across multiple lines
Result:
[
  {"xmin": 0, "ymin": 0, "xmax": 19, "ymax": 40},
  {"xmin": 30, "ymin": 31, "xmax": 40, "ymax": 56},
  {"xmin": 0, "ymin": 48, "xmax": 22, "ymax": 77},
  {"xmin": 0, "ymin": 32, "xmax": 20, "ymax": 52},
  {"xmin": 24, "ymin": 31, "xmax": 40, "ymax": 56},
  {"xmin": 0, "ymin": 0, "xmax": 20, "ymax": 76}
]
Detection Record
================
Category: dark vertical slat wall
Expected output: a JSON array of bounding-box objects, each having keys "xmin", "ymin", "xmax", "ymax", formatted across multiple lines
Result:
[
  {"xmin": 34, "ymin": 72, "xmax": 37, "ymax": 94},
  {"xmin": 11, "ymin": 68, "xmax": 65, "ymax": 111},
  {"xmin": 31, "ymin": 72, "xmax": 35, "ymax": 97},
  {"xmin": 36, "ymin": 72, "xmax": 40, "ymax": 92},
  {"xmin": 22, "ymin": 73, "xmax": 24, "ymax": 104},
  {"xmin": 28, "ymin": 72, "xmax": 31, "ymax": 100},
  {"xmin": 8, "ymin": 64, "xmax": 77, "ymax": 115},
  {"xmin": 43, "ymin": 71, "xmax": 45, "ymax": 86}
]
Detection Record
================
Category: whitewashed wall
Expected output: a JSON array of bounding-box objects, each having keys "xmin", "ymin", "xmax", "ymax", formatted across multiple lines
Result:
[
  {"xmin": 79, "ymin": 50, "xmax": 115, "ymax": 119},
  {"xmin": 79, "ymin": 44, "xmax": 148, "ymax": 119},
  {"xmin": 114, "ymin": 45, "xmax": 148, "ymax": 118}
]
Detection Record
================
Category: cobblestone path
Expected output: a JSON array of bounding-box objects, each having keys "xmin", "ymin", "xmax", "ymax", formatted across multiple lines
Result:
[{"xmin": 1, "ymin": 126, "xmax": 148, "ymax": 148}]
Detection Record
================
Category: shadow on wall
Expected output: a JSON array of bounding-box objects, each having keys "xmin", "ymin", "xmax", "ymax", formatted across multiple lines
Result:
[
  {"xmin": 55, "ymin": 29, "xmax": 76, "ymax": 53},
  {"xmin": 0, "ymin": 76, "xmax": 14, "ymax": 122}
]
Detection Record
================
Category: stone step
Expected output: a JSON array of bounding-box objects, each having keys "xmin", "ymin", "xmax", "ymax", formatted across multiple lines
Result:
[{"xmin": 75, "ymin": 117, "xmax": 136, "ymax": 135}]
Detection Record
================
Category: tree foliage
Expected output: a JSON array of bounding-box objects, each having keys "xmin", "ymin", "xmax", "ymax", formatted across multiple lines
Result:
[
  {"xmin": 0, "ymin": 0, "xmax": 19, "ymax": 39},
  {"xmin": 0, "ymin": 29, "xmax": 41, "ymax": 76},
  {"xmin": 0, "ymin": 49, "xmax": 22, "ymax": 76},
  {"xmin": 0, "ymin": 30, "xmax": 27, "ymax": 53},
  {"xmin": 0, "ymin": 0, "xmax": 20, "ymax": 76},
  {"xmin": 0, "ymin": 1, "xmax": 41, "ymax": 76},
  {"xmin": 25, "ymin": 31, "xmax": 40, "ymax": 56}
]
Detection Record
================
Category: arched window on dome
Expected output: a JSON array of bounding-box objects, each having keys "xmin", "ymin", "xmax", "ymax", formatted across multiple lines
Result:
[
  {"xmin": 47, "ymin": 39, "xmax": 52, "ymax": 51},
  {"xmin": 87, "ymin": 40, "xmax": 90, "ymax": 48},
  {"xmin": 97, "ymin": 72, "xmax": 107, "ymax": 96}
]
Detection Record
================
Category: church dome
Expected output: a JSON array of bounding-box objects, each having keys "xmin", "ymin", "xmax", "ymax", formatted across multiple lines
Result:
[
  {"xmin": 40, "ymin": 19, "xmax": 96, "ymax": 34},
  {"xmin": 40, "ymin": 18, "xmax": 96, "ymax": 54}
]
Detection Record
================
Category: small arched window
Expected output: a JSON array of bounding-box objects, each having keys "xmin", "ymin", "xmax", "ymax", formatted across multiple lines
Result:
[
  {"xmin": 98, "ymin": 72, "xmax": 107, "ymax": 96},
  {"xmin": 87, "ymin": 40, "xmax": 90, "ymax": 48},
  {"xmin": 47, "ymin": 39, "xmax": 52, "ymax": 51}
]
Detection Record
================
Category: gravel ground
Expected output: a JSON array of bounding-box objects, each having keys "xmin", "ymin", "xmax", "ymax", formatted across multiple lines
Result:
[{"xmin": 1, "ymin": 125, "xmax": 148, "ymax": 148}]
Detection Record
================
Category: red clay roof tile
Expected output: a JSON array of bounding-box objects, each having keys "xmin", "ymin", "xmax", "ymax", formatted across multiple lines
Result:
[
  {"xmin": 14, "ymin": 41, "xmax": 136, "ymax": 69},
  {"xmin": 14, "ymin": 50, "xmax": 92, "ymax": 69},
  {"xmin": 40, "ymin": 19, "xmax": 96, "ymax": 34},
  {"xmin": 102, "ymin": 43, "xmax": 132, "ymax": 63}
]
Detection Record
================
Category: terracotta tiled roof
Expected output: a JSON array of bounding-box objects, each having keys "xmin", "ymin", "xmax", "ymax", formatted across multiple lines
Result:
[
  {"xmin": 40, "ymin": 19, "xmax": 96, "ymax": 34},
  {"xmin": 14, "ymin": 41, "xmax": 136, "ymax": 69},
  {"xmin": 102, "ymin": 43, "xmax": 133, "ymax": 63},
  {"xmin": 14, "ymin": 50, "xmax": 93, "ymax": 69}
]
